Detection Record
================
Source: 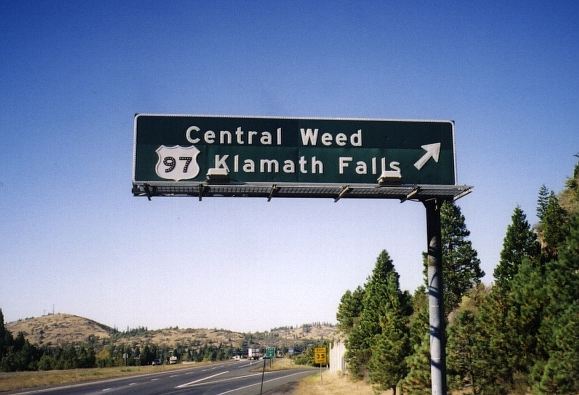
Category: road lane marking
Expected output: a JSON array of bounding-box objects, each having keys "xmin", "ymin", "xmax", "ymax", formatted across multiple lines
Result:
[
  {"xmin": 215, "ymin": 371, "xmax": 314, "ymax": 395},
  {"xmin": 11, "ymin": 364, "xmax": 218, "ymax": 394},
  {"xmin": 174, "ymin": 372, "xmax": 262, "ymax": 388},
  {"xmin": 173, "ymin": 370, "xmax": 312, "ymax": 390},
  {"xmin": 175, "ymin": 371, "xmax": 229, "ymax": 388}
]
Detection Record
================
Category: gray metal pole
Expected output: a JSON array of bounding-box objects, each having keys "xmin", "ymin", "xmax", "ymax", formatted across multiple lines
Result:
[{"xmin": 424, "ymin": 199, "xmax": 447, "ymax": 395}]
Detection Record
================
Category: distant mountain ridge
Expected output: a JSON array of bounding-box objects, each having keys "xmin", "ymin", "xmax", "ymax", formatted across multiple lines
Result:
[{"xmin": 6, "ymin": 313, "xmax": 336, "ymax": 349}]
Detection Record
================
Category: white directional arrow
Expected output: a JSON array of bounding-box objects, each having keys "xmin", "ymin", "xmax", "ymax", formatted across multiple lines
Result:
[{"xmin": 414, "ymin": 143, "xmax": 441, "ymax": 170}]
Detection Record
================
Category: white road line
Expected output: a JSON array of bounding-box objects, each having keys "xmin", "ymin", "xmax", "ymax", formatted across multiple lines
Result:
[
  {"xmin": 216, "ymin": 371, "xmax": 313, "ymax": 395},
  {"xmin": 129, "ymin": 383, "xmax": 137, "ymax": 386},
  {"xmin": 11, "ymin": 365, "xmax": 207, "ymax": 394},
  {"xmin": 101, "ymin": 389, "xmax": 112, "ymax": 392},
  {"xmin": 175, "ymin": 370, "xmax": 229, "ymax": 388},
  {"xmin": 175, "ymin": 371, "xmax": 263, "ymax": 388}
]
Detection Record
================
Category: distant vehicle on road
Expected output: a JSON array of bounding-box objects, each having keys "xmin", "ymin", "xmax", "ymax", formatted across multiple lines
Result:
[
  {"xmin": 152, "ymin": 359, "xmax": 162, "ymax": 365},
  {"xmin": 248, "ymin": 348, "xmax": 262, "ymax": 360},
  {"xmin": 169, "ymin": 355, "xmax": 178, "ymax": 364}
]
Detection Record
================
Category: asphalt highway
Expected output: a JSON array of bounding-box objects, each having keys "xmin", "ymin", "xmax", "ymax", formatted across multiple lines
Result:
[{"xmin": 11, "ymin": 361, "xmax": 315, "ymax": 395}]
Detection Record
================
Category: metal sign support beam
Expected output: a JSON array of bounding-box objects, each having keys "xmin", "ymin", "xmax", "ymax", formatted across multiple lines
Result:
[{"xmin": 424, "ymin": 198, "xmax": 448, "ymax": 395}]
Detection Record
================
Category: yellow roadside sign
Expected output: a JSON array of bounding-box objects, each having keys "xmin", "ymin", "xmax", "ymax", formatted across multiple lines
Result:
[{"xmin": 314, "ymin": 347, "xmax": 327, "ymax": 364}]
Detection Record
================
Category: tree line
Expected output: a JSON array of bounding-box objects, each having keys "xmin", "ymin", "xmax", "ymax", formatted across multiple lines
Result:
[
  {"xmin": 0, "ymin": 316, "xmax": 97, "ymax": 371},
  {"xmin": 337, "ymin": 161, "xmax": 578, "ymax": 394},
  {"xmin": 0, "ymin": 314, "xmax": 331, "ymax": 372},
  {"xmin": 0, "ymin": 316, "xmax": 242, "ymax": 371}
]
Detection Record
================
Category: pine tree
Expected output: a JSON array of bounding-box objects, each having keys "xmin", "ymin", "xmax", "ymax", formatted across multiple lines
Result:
[
  {"xmin": 439, "ymin": 201, "xmax": 485, "ymax": 313},
  {"xmin": 537, "ymin": 184, "xmax": 551, "ymax": 221},
  {"xmin": 345, "ymin": 250, "xmax": 401, "ymax": 378},
  {"xmin": 447, "ymin": 309, "xmax": 480, "ymax": 393},
  {"xmin": 360, "ymin": 250, "xmax": 397, "ymax": 331},
  {"xmin": 398, "ymin": 288, "xmax": 431, "ymax": 393},
  {"xmin": 407, "ymin": 287, "xmax": 428, "ymax": 349},
  {"xmin": 560, "ymin": 161, "xmax": 579, "ymax": 214},
  {"xmin": 503, "ymin": 259, "xmax": 546, "ymax": 374},
  {"xmin": 400, "ymin": 333, "xmax": 431, "ymax": 394},
  {"xmin": 0, "ymin": 309, "xmax": 14, "ymax": 365},
  {"xmin": 493, "ymin": 206, "xmax": 539, "ymax": 290},
  {"xmin": 471, "ymin": 288, "xmax": 513, "ymax": 394},
  {"xmin": 534, "ymin": 213, "xmax": 579, "ymax": 392},
  {"xmin": 549, "ymin": 211, "xmax": 578, "ymax": 310},
  {"xmin": 0, "ymin": 309, "xmax": 6, "ymax": 359},
  {"xmin": 536, "ymin": 304, "xmax": 579, "ymax": 393},
  {"xmin": 540, "ymin": 194, "xmax": 569, "ymax": 259},
  {"xmin": 368, "ymin": 273, "xmax": 411, "ymax": 394},
  {"xmin": 336, "ymin": 286, "xmax": 364, "ymax": 335}
]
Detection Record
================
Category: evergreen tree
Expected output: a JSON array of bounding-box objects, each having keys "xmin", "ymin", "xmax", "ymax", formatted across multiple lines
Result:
[
  {"xmin": 336, "ymin": 286, "xmax": 364, "ymax": 335},
  {"xmin": 96, "ymin": 347, "xmax": 112, "ymax": 368},
  {"xmin": 439, "ymin": 201, "xmax": 485, "ymax": 313},
  {"xmin": 346, "ymin": 250, "xmax": 400, "ymax": 378},
  {"xmin": 540, "ymin": 194, "xmax": 569, "ymax": 259},
  {"xmin": 560, "ymin": 161, "xmax": 579, "ymax": 214},
  {"xmin": 398, "ymin": 288, "xmax": 430, "ymax": 393},
  {"xmin": 359, "ymin": 250, "xmax": 397, "ymax": 333},
  {"xmin": 536, "ymin": 184, "xmax": 551, "ymax": 221},
  {"xmin": 534, "ymin": 213, "xmax": 579, "ymax": 392},
  {"xmin": 37, "ymin": 354, "xmax": 56, "ymax": 370},
  {"xmin": 447, "ymin": 309, "xmax": 480, "ymax": 394},
  {"xmin": 536, "ymin": 304, "xmax": 579, "ymax": 394},
  {"xmin": 407, "ymin": 286, "xmax": 428, "ymax": 349},
  {"xmin": 400, "ymin": 333, "xmax": 431, "ymax": 394},
  {"xmin": 0, "ymin": 309, "xmax": 7, "ymax": 359},
  {"xmin": 16, "ymin": 338, "xmax": 39, "ymax": 370},
  {"xmin": 368, "ymin": 273, "xmax": 411, "ymax": 394},
  {"xmin": 493, "ymin": 206, "xmax": 539, "ymax": 289},
  {"xmin": 503, "ymin": 259, "xmax": 546, "ymax": 374},
  {"xmin": 472, "ymin": 288, "xmax": 513, "ymax": 394},
  {"xmin": 546, "ymin": 212, "xmax": 579, "ymax": 319}
]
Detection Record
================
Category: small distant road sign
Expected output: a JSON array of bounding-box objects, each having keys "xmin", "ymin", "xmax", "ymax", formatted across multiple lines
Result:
[
  {"xmin": 265, "ymin": 347, "xmax": 275, "ymax": 359},
  {"xmin": 314, "ymin": 347, "xmax": 327, "ymax": 364}
]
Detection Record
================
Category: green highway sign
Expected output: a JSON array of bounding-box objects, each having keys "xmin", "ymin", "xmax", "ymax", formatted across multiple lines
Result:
[
  {"xmin": 133, "ymin": 114, "xmax": 459, "ymax": 198},
  {"xmin": 265, "ymin": 347, "xmax": 275, "ymax": 358}
]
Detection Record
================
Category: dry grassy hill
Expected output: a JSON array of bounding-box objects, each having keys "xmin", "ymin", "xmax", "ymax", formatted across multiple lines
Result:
[
  {"xmin": 116, "ymin": 327, "xmax": 246, "ymax": 349},
  {"xmin": 266, "ymin": 324, "xmax": 337, "ymax": 345},
  {"xmin": 6, "ymin": 313, "xmax": 112, "ymax": 347},
  {"xmin": 6, "ymin": 314, "xmax": 336, "ymax": 350}
]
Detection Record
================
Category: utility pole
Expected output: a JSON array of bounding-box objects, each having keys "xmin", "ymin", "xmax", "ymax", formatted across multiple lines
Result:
[{"xmin": 424, "ymin": 198, "xmax": 447, "ymax": 395}]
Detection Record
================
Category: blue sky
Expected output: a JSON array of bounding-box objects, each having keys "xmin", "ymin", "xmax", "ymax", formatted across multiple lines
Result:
[{"xmin": 1, "ymin": 1, "xmax": 577, "ymax": 332}]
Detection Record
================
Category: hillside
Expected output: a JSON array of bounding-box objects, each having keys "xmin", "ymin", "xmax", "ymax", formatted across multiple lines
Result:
[
  {"xmin": 6, "ymin": 313, "xmax": 112, "ymax": 347},
  {"xmin": 6, "ymin": 314, "xmax": 336, "ymax": 350}
]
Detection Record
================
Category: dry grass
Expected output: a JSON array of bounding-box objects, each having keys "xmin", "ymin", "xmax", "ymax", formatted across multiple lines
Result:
[
  {"xmin": 6, "ymin": 314, "xmax": 111, "ymax": 347},
  {"xmin": 247, "ymin": 358, "xmax": 300, "ymax": 373},
  {"xmin": 292, "ymin": 372, "xmax": 393, "ymax": 395},
  {"xmin": 7, "ymin": 314, "xmax": 336, "ymax": 350},
  {"xmin": 0, "ymin": 362, "xmax": 202, "ymax": 392},
  {"xmin": 265, "ymin": 358, "xmax": 296, "ymax": 371}
]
